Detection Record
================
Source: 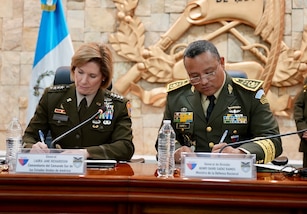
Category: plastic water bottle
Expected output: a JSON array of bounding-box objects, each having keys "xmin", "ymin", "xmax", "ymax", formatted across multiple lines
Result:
[
  {"xmin": 157, "ymin": 120, "xmax": 175, "ymax": 178},
  {"xmin": 6, "ymin": 117, "xmax": 23, "ymax": 172}
]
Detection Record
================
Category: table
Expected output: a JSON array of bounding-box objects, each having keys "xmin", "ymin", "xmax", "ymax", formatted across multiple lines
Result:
[{"xmin": 0, "ymin": 163, "xmax": 306, "ymax": 214}]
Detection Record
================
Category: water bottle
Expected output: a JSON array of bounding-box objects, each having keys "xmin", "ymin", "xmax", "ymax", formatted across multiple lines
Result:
[
  {"xmin": 157, "ymin": 120, "xmax": 175, "ymax": 178},
  {"xmin": 6, "ymin": 117, "xmax": 23, "ymax": 172}
]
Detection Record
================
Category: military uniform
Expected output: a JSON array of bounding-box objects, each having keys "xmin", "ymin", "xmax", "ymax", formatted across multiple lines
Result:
[
  {"xmin": 23, "ymin": 84, "xmax": 134, "ymax": 161},
  {"xmin": 157, "ymin": 73, "xmax": 282, "ymax": 164},
  {"xmin": 293, "ymin": 79, "xmax": 307, "ymax": 167}
]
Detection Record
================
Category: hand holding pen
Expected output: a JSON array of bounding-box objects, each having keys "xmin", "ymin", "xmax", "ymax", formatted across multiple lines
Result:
[{"xmin": 30, "ymin": 130, "xmax": 49, "ymax": 153}]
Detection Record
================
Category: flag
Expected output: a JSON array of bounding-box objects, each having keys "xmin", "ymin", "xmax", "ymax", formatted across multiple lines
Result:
[{"xmin": 27, "ymin": 0, "xmax": 74, "ymax": 123}]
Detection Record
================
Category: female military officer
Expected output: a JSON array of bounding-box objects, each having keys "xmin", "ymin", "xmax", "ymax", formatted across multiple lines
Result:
[{"xmin": 23, "ymin": 42, "xmax": 134, "ymax": 161}]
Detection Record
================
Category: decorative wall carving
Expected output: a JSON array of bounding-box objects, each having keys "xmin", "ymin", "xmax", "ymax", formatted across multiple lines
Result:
[{"xmin": 110, "ymin": 0, "xmax": 307, "ymax": 117}]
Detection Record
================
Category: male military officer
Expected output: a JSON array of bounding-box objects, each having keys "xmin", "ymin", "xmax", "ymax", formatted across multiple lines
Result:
[{"xmin": 156, "ymin": 40, "xmax": 282, "ymax": 164}]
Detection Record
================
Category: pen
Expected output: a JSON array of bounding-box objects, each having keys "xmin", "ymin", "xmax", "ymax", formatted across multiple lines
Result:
[
  {"xmin": 219, "ymin": 130, "xmax": 228, "ymax": 143},
  {"xmin": 38, "ymin": 130, "xmax": 45, "ymax": 144}
]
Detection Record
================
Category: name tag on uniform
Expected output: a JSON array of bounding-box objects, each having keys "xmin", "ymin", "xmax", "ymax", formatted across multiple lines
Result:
[
  {"xmin": 53, "ymin": 114, "xmax": 69, "ymax": 122},
  {"xmin": 176, "ymin": 123, "xmax": 190, "ymax": 130}
]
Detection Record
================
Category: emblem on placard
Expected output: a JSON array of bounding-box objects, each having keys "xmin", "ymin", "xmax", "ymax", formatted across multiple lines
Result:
[
  {"xmin": 241, "ymin": 161, "xmax": 251, "ymax": 173},
  {"xmin": 18, "ymin": 158, "xmax": 29, "ymax": 166},
  {"xmin": 187, "ymin": 162, "xmax": 197, "ymax": 170},
  {"xmin": 73, "ymin": 157, "xmax": 83, "ymax": 168}
]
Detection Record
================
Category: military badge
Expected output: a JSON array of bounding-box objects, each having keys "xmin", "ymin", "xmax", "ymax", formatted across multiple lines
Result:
[
  {"xmin": 227, "ymin": 106, "xmax": 241, "ymax": 114},
  {"xmin": 103, "ymin": 120, "xmax": 111, "ymax": 125},
  {"xmin": 255, "ymin": 89, "xmax": 268, "ymax": 104},
  {"xmin": 173, "ymin": 112, "xmax": 193, "ymax": 123},
  {"xmin": 54, "ymin": 108, "xmax": 66, "ymax": 114},
  {"xmin": 231, "ymin": 135, "xmax": 239, "ymax": 142},
  {"xmin": 166, "ymin": 79, "xmax": 190, "ymax": 92},
  {"xmin": 223, "ymin": 114, "xmax": 247, "ymax": 124},
  {"xmin": 126, "ymin": 101, "xmax": 131, "ymax": 117},
  {"xmin": 232, "ymin": 78, "xmax": 263, "ymax": 91},
  {"xmin": 181, "ymin": 107, "xmax": 187, "ymax": 112}
]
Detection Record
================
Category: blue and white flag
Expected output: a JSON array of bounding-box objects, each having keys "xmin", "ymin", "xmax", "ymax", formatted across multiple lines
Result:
[{"xmin": 27, "ymin": 0, "xmax": 74, "ymax": 123}]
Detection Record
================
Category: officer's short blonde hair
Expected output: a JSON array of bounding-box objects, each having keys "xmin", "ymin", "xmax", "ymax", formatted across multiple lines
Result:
[{"xmin": 70, "ymin": 42, "xmax": 113, "ymax": 90}]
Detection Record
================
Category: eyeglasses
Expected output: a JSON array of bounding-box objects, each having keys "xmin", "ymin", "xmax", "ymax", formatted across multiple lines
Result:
[{"xmin": 189, "ymin": 64, "xmax": 219, "ymax": 85}]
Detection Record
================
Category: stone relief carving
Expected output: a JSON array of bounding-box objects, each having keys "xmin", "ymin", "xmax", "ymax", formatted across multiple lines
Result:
[{"xmin": 109, "ymin": 0, "xmax": 307, "ymax": 117}]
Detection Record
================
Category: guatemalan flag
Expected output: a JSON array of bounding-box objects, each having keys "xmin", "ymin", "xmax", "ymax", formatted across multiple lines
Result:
[{"xmin": 27, "ymin": 0, "xmax": 74, "ymax": 123}]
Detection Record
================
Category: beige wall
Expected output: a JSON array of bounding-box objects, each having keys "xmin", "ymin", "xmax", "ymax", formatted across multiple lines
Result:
[{"xmin": 0, "ymin": 0, "xmax": 304, "ymax": 161}]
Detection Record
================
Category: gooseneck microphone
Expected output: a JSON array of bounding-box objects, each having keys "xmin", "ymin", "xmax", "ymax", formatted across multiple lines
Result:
[
  {"xmin": 219, "ymin": 128, "xmax": 307, "ymax": 153},
  {"xmin": 50, "ymin": 108, "xmax": 105, "ymax": 148}
]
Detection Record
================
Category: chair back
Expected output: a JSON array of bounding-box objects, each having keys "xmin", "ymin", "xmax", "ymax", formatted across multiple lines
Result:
[
  {"xmin": 53, "ymin": 66, "xmax": 113, "ymax": 90},
  {"xmin": 54, "ymin": 66, "xmax": 73, "ymax": 85},
  {"xmin": 227, "ymin": 70, "xmax": 248, "ymax": 78}
]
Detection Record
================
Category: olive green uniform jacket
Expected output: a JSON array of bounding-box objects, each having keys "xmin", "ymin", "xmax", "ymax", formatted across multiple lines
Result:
[
  {"xmin": 23, "ymin": 84, "xmax": 134, "ymax": 161},
  {"xmin": 293, "ymin": 79, "xmax": 307, "ymax": 153},
  {"xmin": 156, "ymin": 73, "xmax": 282, "ymax": 164}
]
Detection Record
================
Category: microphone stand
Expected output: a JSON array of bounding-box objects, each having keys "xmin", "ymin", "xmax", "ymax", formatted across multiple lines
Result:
[
  {"xmin": 219, "ymin": 128, "xmax": 307, "ymax": 153},
  {"xmin": 50, "ymin": 109, "xmax": 102, "ymax": 148}
]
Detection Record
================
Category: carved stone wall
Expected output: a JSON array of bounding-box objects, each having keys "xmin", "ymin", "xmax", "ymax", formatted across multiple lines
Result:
[{"xmin": 0, "ymin": 0, "xmax": 305, "ymax": 161}]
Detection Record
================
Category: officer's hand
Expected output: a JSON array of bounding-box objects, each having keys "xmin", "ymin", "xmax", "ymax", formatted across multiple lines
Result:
[
  {"xmin": 174, "ymin": 146, "xmax": 193, "ymax": 164},
  {"xmin": 302, "ymin": 131, "xmax": 307, "ymax": 139},
  {"xmin": 30, "ymin": 142, "xmax": 50, "ymax": 153},
  {"xmin": 211, "ymin": 143, "xmax": 244, "ymax": 154}
]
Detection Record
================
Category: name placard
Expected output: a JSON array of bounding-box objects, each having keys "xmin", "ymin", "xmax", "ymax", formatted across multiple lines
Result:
[
  {"xmin": 15, "ymin": 149, "xmax": 86, "ymax": 175},
  {"xmin": 181, "ymin": 152, "xmax": 256, "ymax": 179}
]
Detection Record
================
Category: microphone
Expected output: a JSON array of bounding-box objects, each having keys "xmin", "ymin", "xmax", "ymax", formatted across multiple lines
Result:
[
  {"xmin": 219, "ymin": 128, "xmax": 307, "ymax": 153},
  {"xmin": 50, "ymin": 107, "xmax": 105, "ymax": 148}
]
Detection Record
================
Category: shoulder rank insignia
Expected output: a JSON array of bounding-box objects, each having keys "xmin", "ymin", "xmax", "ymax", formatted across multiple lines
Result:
[
  {"xmin": 232, "ymin": 78, "xmax": 263, "ymax": 92},
  {"xmin": 167, "ymin": 79, "xmax": 190, "ymax": 92},
  {"xmin": 49, "ymin": 85, "xmax": 70, "ymax": 92},
  {"xmin": 105, "ymin": 91, "xmax": 124, "ymax": 102}
]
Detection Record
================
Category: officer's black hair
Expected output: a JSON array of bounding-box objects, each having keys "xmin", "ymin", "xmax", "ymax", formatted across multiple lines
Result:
[{"xmin": 183, "ymin": 40, "xmax": 221, "ymax": 60}]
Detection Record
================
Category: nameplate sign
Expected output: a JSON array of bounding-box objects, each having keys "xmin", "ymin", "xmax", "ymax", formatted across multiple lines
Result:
[
  {"xmin": 15, "ymin": 149, "xmax": 86, "ymax": 175},
  {"xmin": 181, "ymin": 152, "xmax": 256, "ymax": 179}
]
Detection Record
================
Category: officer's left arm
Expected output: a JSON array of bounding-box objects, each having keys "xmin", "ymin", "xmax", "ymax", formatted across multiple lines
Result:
[
  {"xmin": 293, "ymin": 88, "xmax": 307, "ymax": 136},
  {"xmin": 86, "ymin": 100, "xmax": 134, "ymax": 161},
  {"xmin": 239, "ymin": 90, "xmax": 283, "ymax": 164}
]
